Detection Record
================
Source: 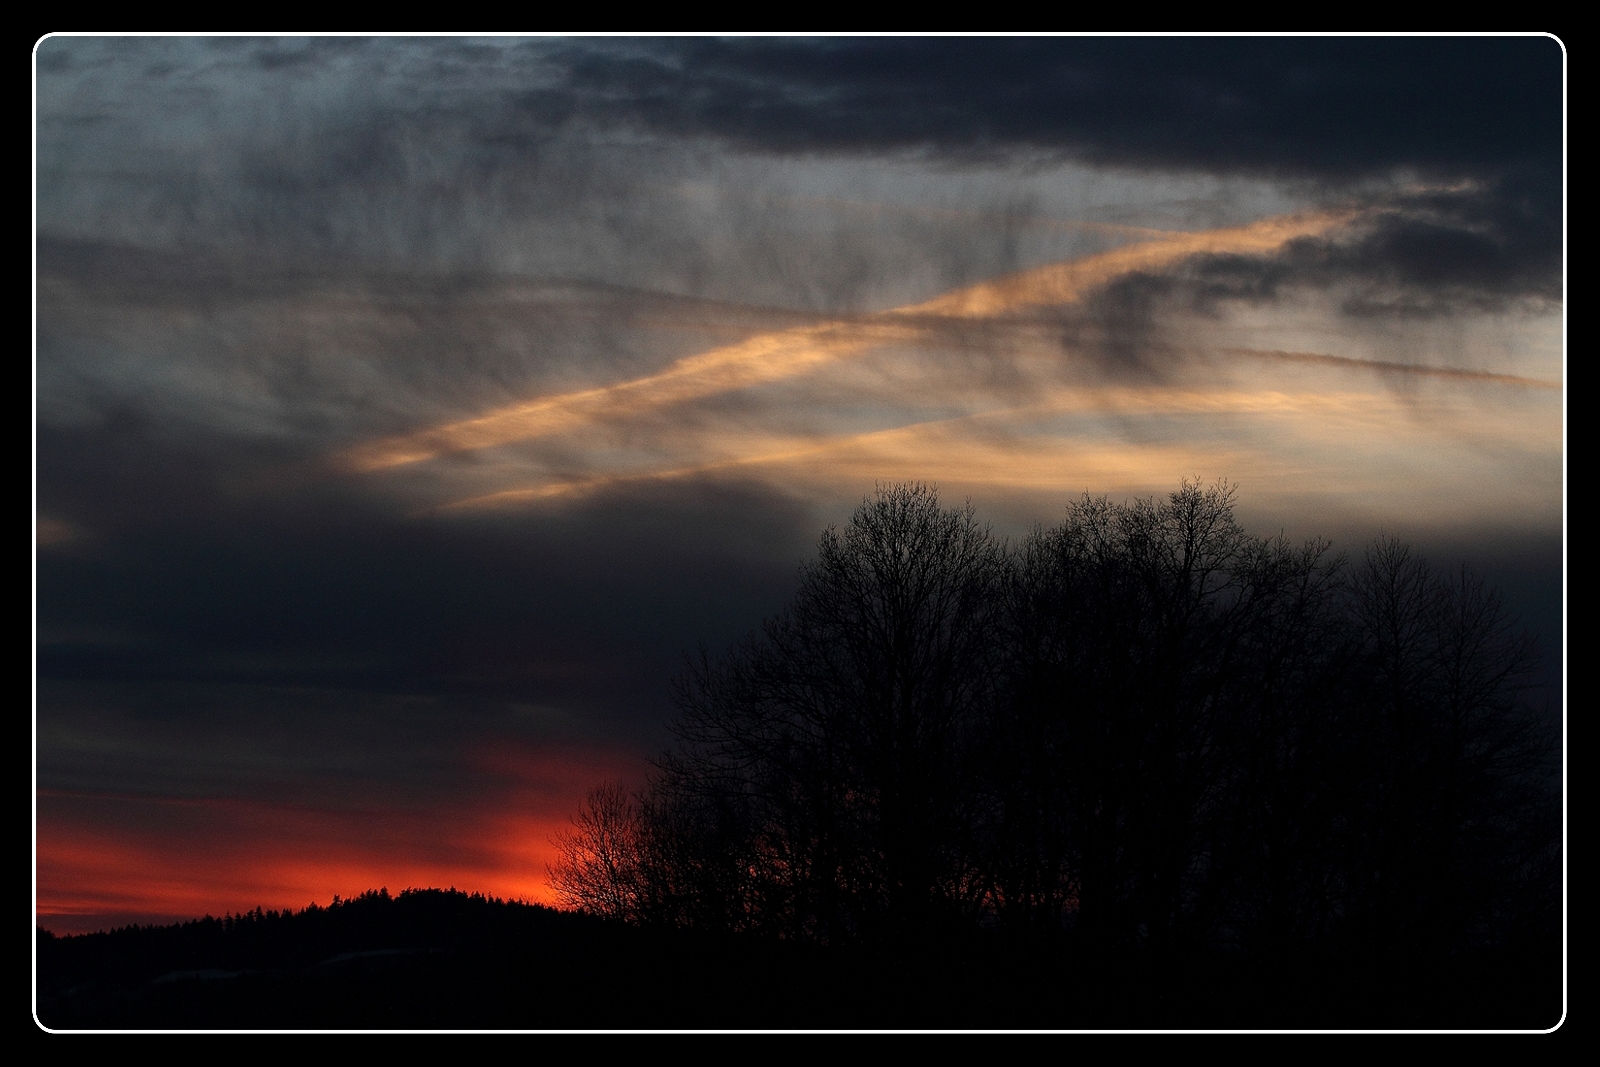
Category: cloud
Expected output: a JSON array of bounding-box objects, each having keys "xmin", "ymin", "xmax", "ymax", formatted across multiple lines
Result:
[
  {"xmin": 37, "ymin": 410, "xmax": 817, "ymax": 721},
  {"xmin": 42, "ymin": 37, "xmax": 1559, "ymax": 179},
  {"xmin": 345, "ymin": 208, "xmax": 1352, "ymax": 470},
  {"xmin": 37, "ymin": 38, "xmax": 1562, "ymax": 300},
  {"xmin": 1183, "ymin": 178, "xmax": 1562, "ymax": 315},
  {"xmin": 540, "ymin": 37, "xmax": 1562, "ymax": 175}
]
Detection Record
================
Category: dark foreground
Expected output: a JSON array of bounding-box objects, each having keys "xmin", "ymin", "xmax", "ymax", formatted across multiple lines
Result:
[{"xmin": 36, "ymin": 889, "xmax": 1563, "ymax": 1030}]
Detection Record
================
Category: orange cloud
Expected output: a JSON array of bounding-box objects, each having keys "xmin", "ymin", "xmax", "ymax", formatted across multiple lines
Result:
[
  {"xmin": 344, "ymin": 209, "xmax": 1354, "ymax": 472},
  {"xmin": 432, "ymin": 363, "xmax": 1560, "ymax": 521}
]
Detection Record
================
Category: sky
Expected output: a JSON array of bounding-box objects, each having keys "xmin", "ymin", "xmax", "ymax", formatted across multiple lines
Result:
[{"xmin": 34, "ymin": 35, "xmax": 1564, "ymax": 934}]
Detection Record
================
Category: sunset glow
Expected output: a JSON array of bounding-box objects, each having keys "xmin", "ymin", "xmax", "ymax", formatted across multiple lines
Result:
[
  {"xmin": 36, "ymin": 738, "xmax": 643, "ymax": 933},
  {"xmin": 36, "ymin": 37, "xmax": 1562, "ymax": 939}
]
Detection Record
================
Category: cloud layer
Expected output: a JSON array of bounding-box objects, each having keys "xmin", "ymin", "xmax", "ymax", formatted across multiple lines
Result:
[{"xmin": 35, "ymin": 36, "xmax": 1563, "ymax": 931}]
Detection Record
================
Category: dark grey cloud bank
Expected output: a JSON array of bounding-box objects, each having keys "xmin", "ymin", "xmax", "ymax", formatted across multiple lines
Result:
[
  {"xmin": 35, "ymin": 37, "xmax": 1563, "ymax": 919},
  {"xmin": 41, "ymin": 36, "xmax": 1559, "ymax": 170},
  {"xmin": 560, "ymin": 37, "xmax": 1561, "ymax": 314},
  {"xmin": 542, "ymin": 37, "xmax": 1560, "ymax": 173},
  {"xmin": 37, "ymin": 37, "xmax": 1562, "ymax": 308},
  {"xmin": 37, "ymin": 414, "xmax": 814, "ymax": 726}
]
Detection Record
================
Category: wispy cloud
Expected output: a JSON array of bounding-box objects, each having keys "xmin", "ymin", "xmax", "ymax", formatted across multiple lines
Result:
[
  {"xmin": 345, "ymin": 209, "xmax": 1354, "ymax": 472},
  {"xmin": 1220, "ymin": 347, "xmax": 1560, "ymax": 389},
  {"xmin": 435, "ymin": 368, "xmax": 1558, "ymax": 517}
]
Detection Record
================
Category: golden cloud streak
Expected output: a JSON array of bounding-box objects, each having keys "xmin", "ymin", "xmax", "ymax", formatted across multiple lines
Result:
[
  {"xmin": 345, "ymin": 209, "xmax": 1354, "ymax": 472},
  {"xmin": 893, "ymin": 210, "xmax": 1352, "ymax": 320},
  {"xmin": 436, "ymin": 373, "xmax": 1547, "ymax": 514},
  {"xmin": 750, "ymin": 386, "xmax": 1555, "ymax": 510}
]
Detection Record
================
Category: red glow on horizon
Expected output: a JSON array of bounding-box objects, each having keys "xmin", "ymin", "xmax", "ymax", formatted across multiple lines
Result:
[{"xmin": 35, "ymin": 741, "xmax": 645, "ymax": 936}]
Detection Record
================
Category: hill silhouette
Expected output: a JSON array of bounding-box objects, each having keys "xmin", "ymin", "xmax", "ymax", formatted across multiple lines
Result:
[{"xmin": 37, "ymin": 886, "xmax": 1559, "ymax": 1029}]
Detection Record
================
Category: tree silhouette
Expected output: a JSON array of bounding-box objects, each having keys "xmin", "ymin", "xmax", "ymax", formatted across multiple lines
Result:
[
  {"xmin": 994, "ymin": 481, "xmax": 1351, "ymax": 953},
  {"xmin": 1340, "ymin": 538, "xmax": 1557, "ymax": 956},
  {"xmin": 664, "ymin": 483, "xmax": 1005, "ymax": 943},
  {"xmin": 548, "ymin": 782, "xmax": 648, "ymax": 921},
  {"xmin": 548, "ymin": 480, "xmax": 1559, "ymax": 966}
]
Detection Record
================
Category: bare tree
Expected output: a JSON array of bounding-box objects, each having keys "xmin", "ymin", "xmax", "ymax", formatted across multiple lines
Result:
[
  {"xmin": 547, "ymin": 782, "xmax": 646, "ymax": 921},
  {"xmin": 997, "ymin": 479, "xmax": 1355, "ymax": 952},
  {"xmin": 668, "ymin": 482, "xmax": 1006, "ymax": 942},
  {"xmin": 1342, "ymin": 538, "xmax": 1556, "ymax": 954}
]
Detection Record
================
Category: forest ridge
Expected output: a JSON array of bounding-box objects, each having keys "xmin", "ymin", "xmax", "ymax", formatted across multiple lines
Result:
[{"xmin": 550, "ymin": 481, "xmax": 1560, "ymax": 959}]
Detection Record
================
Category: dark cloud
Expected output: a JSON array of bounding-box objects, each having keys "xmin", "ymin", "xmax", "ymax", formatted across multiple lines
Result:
[
  {"xmin": 41, "ymin": 36, "xmax": 1561, "ymax": 178},
  {"xmin": 540, "ymin": 37, "xmax": 1561, "ymax": 177},
  {"xmin": 37, "ymin": 414, "xmax": 817, "ymax": 738},
  {"xmin": 38, "ymin": 37, "xmax": 1561, "ymax": 330},
  {"xmin": 541, "ymin": 37, "xmax": 1562, "ymax": 319},
  {"xmin": 36, "ymin": 680, "xmax": 509, "ymax": 803},
  {"xmin": 1223, "ymin": 178, "xmax": 1557, "ymax": 313},
  {"xmin": 1065, "ymin": 175, "xmax": 1561, "ymax": 368},
  {"xmin": 39, "ymin": 37, "xmax": 1562, "ymax": 270},
  {"xmin": 1305, "ymin": 175, "xmax": 1561, "ymax": 314}
]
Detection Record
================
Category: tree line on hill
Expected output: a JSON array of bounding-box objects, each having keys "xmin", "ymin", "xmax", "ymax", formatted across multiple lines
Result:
[
  {"xmin": 549, "ymin": 481, "xmax": 1561, "ymax": 962},
  {"xmin": 37, "ymin": 888, "xmax": 856, "ymax": 1029}
]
